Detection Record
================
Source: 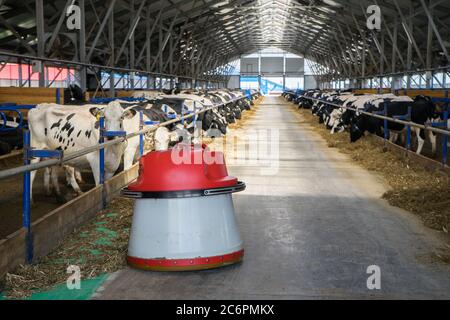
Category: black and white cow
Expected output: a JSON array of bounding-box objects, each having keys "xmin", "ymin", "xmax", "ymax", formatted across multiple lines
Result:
[
  {"xmin": 64, "ymin": 84, "xmax": 84, "ymax": 105},
  {"xmin": 349, "ymin": 95, "xmax": 438, "ymax": 155},
  {"xmin": 310, "ymin": 91, "xmax": 342, "ymax": 126},
  {"xmin": 176, "ymin": 92, "xmax": 231, "ymax": 133},
  {"xmin": 207, "ymin": 92, "xmax": 237, "ymax": 124},
  {"xmin": 327, "ymin": 94, "xmax": 392, "ymax": 134},
  {"xmin": 298, "ymin": 90, "xmax": 321, "ymax": 109},
  {"xmin": 43, "ymin": 165, "xmax": 85, "ymax": 201},
  {"xmin": 186, "ymin": 94, "xmax": 229, "ymax": 135},
  {"xmin": 28, "ymin": 101, "xmax": 134, "ymax": 201}
]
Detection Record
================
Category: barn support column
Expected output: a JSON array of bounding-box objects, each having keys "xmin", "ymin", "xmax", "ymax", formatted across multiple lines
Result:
[
  {"xmin": 130, "ymin": 0, "xmax": 135, "ymax": 90},
  {"xmin": 406, "ymin": 3, "xmax": 413, "ymax": 89},
  {"xmin": 361, "ymin": 33, "xmax": 366, "ymax": 79},
  {"xmin": 379, "ymin": 32, "xmax": 385, "ymax": 76},
  {"xmin": 18, "ymin": 59, "xmax": 23, "ymax": 87},
  {"xmin": 392, "ymin": 76, "xmax": 403, "ymax": 91},
  {"xmin": 425, "ymin": 0, "xmax": 433, "ymax": 89},
  {"xmin": 158, "ymin": 19, "xmax": 163, "ymax": 73},
  {"xmin": 35, "ymin": 0, "xmax": 45, "ymax": 87},
  {"xmin": 108, "ymin": 4, "xmax": 115, "ymax": 98},
  {"xmin": 145, "ymin": 5, "xmax": 157, "ymax": 89},
  {"xmin": 391, "ymin": 22, "xmax": 398, "ymax": 74},
  {"xmin": 79, "ymin": 0, "xmax": 87, "ymax": 91}
]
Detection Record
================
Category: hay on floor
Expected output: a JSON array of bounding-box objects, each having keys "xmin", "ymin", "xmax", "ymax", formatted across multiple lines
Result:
[{"xmin": 0, "ymin": 198, "xmax": 134, "ymax": 299}]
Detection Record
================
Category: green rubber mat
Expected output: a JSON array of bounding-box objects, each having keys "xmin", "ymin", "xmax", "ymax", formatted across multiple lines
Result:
[{"xmin": 0, "ymin": 273, "xmax": 108, "ymax": 300}]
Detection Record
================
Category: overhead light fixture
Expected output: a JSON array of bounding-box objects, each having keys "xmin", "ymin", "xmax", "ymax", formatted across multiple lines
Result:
[
  {"xmin": 219, "ymin": 8, "xmax": 233, "ymax": 14},
  {"xmin": 210, "ymin": 1, "xmax": 229, "ymax": 8},
  {"xmin": 322, "ymin": 0, "xmax": 343, "ymax": 7}
]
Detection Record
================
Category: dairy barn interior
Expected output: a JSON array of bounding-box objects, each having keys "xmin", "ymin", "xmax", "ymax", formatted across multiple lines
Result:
[{"xmin": 0, "ymin": 0, "xmax": 449, "ymax": 305}]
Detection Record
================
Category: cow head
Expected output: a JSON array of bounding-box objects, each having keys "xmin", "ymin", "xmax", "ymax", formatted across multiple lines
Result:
[
  {"xmin": 349, "ymin": 120, "xmax": 364, "ymax": 142},
  {"xmin": 328, "ymin": 109, "xmax": 342, "ymax": 130},
  {"xmin": 233, "ymin": 107, "xmax": 242, "ymax": 120},
  {"xmin": 414, "ymin": 95, "xmax": 439, "ymax": 120},
  {"xmin": 202, "ymin": 111, "xmax": 214, "ymax": 130},
  {"xmin": 219, "ymin": 107, "xmax": 235, "ymax": 124},
  {"xmin": 154, "ymin": 127, "xmax": 180, "ymax": 151},
  {"xmin": 203, "ymin": 110, "xmax": 226, "ymax": 135},
  {"xmin": 414, "ymin": 95, "xmax": 431, "ymax": 103},
  {"xmin": 90, "ymin": 101, "xmax": 136, "ymax": 135}
]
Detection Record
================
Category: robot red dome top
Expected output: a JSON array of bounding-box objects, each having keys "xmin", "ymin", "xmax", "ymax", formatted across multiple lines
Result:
[{"xmin": 127, "ymin": 143, "xmax": 238, "ymax": 192}]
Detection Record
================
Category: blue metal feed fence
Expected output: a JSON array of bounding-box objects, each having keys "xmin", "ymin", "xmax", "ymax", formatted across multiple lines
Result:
[
  {"xmin": 0, "ymin": 104, "xmax": 35, "ymax": 132},
  {"xmin": 22, "ymin": 130, "xmax": 63, "ymax": 262},
  {"xmin": 0, "ymin": 88, "xmax": 63, "ymax": 132}
]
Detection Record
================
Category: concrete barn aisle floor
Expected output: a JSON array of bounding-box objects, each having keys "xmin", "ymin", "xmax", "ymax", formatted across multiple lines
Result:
[{"xmin": 94, "ymin": 96, "xmax": 450, "ymax": 299}]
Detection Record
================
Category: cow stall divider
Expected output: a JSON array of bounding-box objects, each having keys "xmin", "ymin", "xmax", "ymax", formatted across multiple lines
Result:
[
  {"xmin": 245, "ymin": 89, "xmax": 252, "ymax": 101},
  {"xmin": 139, "ymin": 116, "xmax": 160, "ymax": 156},
  {"xmin": 299, "ymin": 96, "xmax": 450, "ymax": 166},
  {"xmin": 98, "ymin": 117, "xmax": 127, "ymax": 209},
  {"xmin": 0, "ymin": 106, "xmax": 27, "ymax": 130},
  {"xmin": 393, "ymin": 106, "xmax": 412, "ymax": 151},
  {"xmin": 0, "ymin": 104, "xmax": 35, "ymax": 131},
  {"xmin": 0, "ymin": 94, "xmax": 255, "ymax": 272}
]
